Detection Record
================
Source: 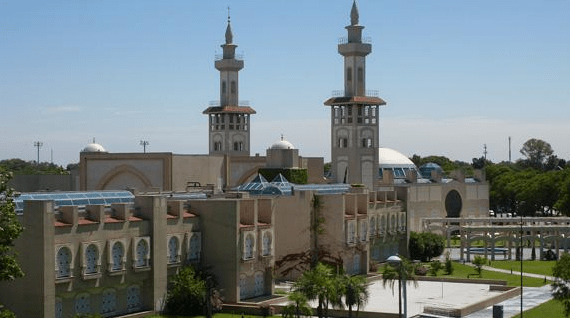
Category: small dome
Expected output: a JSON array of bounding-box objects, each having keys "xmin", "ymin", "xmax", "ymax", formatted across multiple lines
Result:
[
  {"xmin": 82, "ymin": 143, "xmax": 107, "ymax": 153},
  {"xmin": 270, "ymin": 139, "xmax": 294, "ymax": 150},
  {"xmin": 419, "ymin": 162, "xmax": 444, "ymax": 179},
  {"xmin": 378, "ymin": 148, "xmax": 416, "ymax": 168}
]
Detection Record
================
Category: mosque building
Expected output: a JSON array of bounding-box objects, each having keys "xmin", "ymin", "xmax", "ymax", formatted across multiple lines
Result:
[{"xmin": 1, "ymin": 2, "xmax": 488, "ymax": 317}]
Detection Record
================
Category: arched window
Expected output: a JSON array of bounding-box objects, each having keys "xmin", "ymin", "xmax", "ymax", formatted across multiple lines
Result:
[
  {"xmin": 189, "ymin": 233, "xmax": 201, "ymax": 261},
  {"xmin": 262, "ymin": 232, "xmax": 272, "ymax": 256},
  {"xmin": 168, "ymin": 236, "xmax": 179, "ymax": 264},
  {"xmin": 85, "ymin": 244, "xmax": 98, "ymax": 274},
  {"xmin": 346, "ymin": 67, "xmax": 352, "ymax": 81},
  {"xmin": 55, "ymin": 298, "xmax": 63, "ymax": 318},
  {"xmin": 231, "ymin": 81, "xmax": 236, "ymax": 94},
  {"xmin": 254, "ymin": 272, "xmax": 264, "ymax": 296},
  {"xmin": 56, "ymin": 246, "xmax": 72, "ymax": 278},
  {"xmin": 75, "ymin": 293, "xmax": 91, "ymax": 315},
  {"xmin": 244, "ymin": 234, "xmax": 254, "ymax": 259},
  {"xmin": 101, "ymin": 289, "xmax": 117, "ymax": 315},
  {"xmin": 126, "ymin": 285, "xmax": 141, "ymax": 312},
  {"xmin": 347, "ymin": 222, "xmax": 355, "ymax": 244},
  {"xmin": 359, "ymin": 220, "xmax": 367, "ymax": 241},
  {"xmin": 369, "ymin": 216, "xmax": 376, "ymax": 236},
  {"xmin": 353, "ymin": 254, "xmax": 361, "ymax": 274},
  {"xmin": 358, "ymin": 67, "xmax": 363, "ymax": 83},
  {"xmin": 135, "ymin": 239, "xmax": 149, "ymax": 268},
  {"xmin": 239, "ymin": 275, "xmax": 247, "ymax": 300},
  {"xmin": 111, "ymin": 241, "xmax": 124, "ymax": 271},
  {"xmin": 222, "ymin": 81, "xmax": 226, "ymax": 94}
]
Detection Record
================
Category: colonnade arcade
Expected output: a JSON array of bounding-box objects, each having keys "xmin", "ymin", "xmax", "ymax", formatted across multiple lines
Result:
[{"xmin": 422, "ymin": 217, "xmax": 570, "ymax": 262}]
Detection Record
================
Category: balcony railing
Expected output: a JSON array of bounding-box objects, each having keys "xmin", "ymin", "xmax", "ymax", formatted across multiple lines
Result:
[
  {"xmin": 215, "ymin": 53, "xmax": 244, "ymax": 60},
  {"xmin": 338, "ymin": 36, "xmax": 372, "ymax": 45},
  {"xmin": 330, "ymin": 90, "xmax": 379, "ymax": 97},
  {"xmin": 209, "ymin": 100, "xmax": 251, "ymax": 107}
]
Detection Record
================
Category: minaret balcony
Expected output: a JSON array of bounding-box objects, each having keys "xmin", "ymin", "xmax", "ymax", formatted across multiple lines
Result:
[
  {"xmin": 338, "ymin": 42, "xmax": 371, "ymax": 56},
  {"xmin": 215, "ymin": 58, "xmax": 244, "ymax": 71}
]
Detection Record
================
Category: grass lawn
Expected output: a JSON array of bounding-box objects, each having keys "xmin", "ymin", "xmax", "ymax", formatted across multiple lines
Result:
[
  {"xmin": 489, "ymin": 260, "xmax": 556, "ymax": 277},
  {"xmin": 511, "ymin": 299, "xmax": 567, "ymax": 318},
  {"xmin": 145, "ymin": 314, "xmax": 282, "ymax": 318},
  {"xmin": 428, "ymin": 262, "xmax": 549, "ymax": 287}
]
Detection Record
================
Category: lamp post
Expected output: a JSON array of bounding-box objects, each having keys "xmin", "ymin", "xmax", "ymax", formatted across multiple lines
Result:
[
  {"xmin": 520, "ymin": 212, "xmax": 523, "ymax": 317},
  {"xmin": 388, "ymin": 255, "xmax": 406, "ymax": 318},
  {"xmin": 140, "ymin": 140, "xmax": 149, "ymax": 153}
]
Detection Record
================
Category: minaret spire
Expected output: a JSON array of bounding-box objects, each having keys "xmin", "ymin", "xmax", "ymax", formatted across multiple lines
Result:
[
  {"xmin": 350, "ymin": 0, "xmax": 359, "ymax": 26},
  {"xmin": 225, "ymin": 7, "xmax": 233, "ymax": 44}
]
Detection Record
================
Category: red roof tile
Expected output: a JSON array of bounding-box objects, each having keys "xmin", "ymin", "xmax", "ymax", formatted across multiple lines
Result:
[{"xmin": 203, "ymin": 105, "xmax": 256, "ymax": 114}]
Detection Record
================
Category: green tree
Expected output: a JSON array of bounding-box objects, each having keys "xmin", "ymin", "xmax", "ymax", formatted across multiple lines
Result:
[
  {"xmin": 520, "ymin": 138, "xmax": 554, "ymax": 170},
  {"xmin": 0, "ymin": 159, "xmax": 67, "ymax": 175},
  {"xmin": 552, "ymin": 252, "xmax": 570, "ymax": 317},
  {"xmin": 409, "ymin": 232, "xmax": 445, "ymax": 262},
  {"xmin": 472, "ymin": 256, "xmax": 487, "ymax": 277},
  {"xmin": 282, "ymin": 291, "xmax": 312, "ymax": 318},
  {"xmin": 294, "ymin": 263, "xmax": 341, "ymax": 318},
  {"xmin": 342, "ymin": 274, "xmax": 369, "ymax": 318},
  {"xmin": 0, "ymin": 169, "xmax": 24, "ymax": 317},
  {"xmin": 163, "ymin": 266, "xmax": 208, "ymax": 316}
]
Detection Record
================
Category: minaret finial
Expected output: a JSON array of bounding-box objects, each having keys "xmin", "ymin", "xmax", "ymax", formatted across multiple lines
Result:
[
  {"xmin": 350, "ymin": 0, "xmax": 359, "ymax": 26},
  {"xmin": 281, "ymin": 134, "xmax": 284, "ymax": 141},
  {"xmin": 225, "ymin": 7, "xmax": 233, "ymax": 44}
]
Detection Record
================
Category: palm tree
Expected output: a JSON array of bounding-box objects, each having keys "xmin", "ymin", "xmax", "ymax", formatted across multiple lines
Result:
[
  {"xmin": 381, "ymin": 257, "xmax": 418, "ymax": 317},
  {"xmin": 282, "ymin": 291, "xmax": 312, "ymax": 318},
  {"xmin": 294, "ymin": 262, "xmax": 339, "ymax": 318},
  {"xmin": 343, "ymin": 274, "xmax": 369, "ymax": 318}
]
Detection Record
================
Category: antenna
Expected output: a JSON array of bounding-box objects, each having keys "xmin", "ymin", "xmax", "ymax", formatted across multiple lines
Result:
[
  {"xmin": 34, "ymin": 141, "xmax": 43, "ymax": 165},
  {"xmin": 483, "ymin": 144, "xmax": 488, "ymax": 160}
]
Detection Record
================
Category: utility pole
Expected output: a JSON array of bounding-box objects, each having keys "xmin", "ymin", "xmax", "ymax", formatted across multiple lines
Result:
[
  {"xmin": 140, "ymin": 140, "xmax": 149, "ymax": 153},
  {"xmin": 509, "ymin": 136, "xmax": 512, "ymax": 163},
  {"xmin": 33, "ymin": 141, "xmax": 43, "ymax": 165}
]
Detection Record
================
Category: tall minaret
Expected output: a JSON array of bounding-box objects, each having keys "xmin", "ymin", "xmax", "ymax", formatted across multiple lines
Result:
[
  {"xmin": 203, "ymin": 13, "xmax": 256, "ymax": 156},
  {"xmin": 324, "ymin": 0, "xmax": 386, "ymax": 189}
]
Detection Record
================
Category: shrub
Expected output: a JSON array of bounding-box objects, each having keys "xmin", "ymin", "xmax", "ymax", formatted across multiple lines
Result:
[
  {"xmin": 472, "ymin": 256, "xmax": 487, "ymax": 277},
  {"xmin": 444, "ymin": 252, "xmax": 454, "ymax": 275},
  {"xmin": 429, "ymin": 260, "xmax": 442, "ymax": 276}
]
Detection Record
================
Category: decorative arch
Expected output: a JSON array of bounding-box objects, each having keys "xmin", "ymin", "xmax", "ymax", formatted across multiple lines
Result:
[
  {"xmin": 235, "ymin": 164, "xmax": 266, "ymax": 186},
  {"xmin": 97, "ymin": 164, "xmax": 153, "ymax": 190}
]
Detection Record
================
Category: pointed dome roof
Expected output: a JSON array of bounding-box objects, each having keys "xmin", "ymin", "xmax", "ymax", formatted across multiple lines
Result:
[
  {"xmin": 350, "ymin": 0, "xmax": 359, "ymax": 25},
  {"xmin": 225, "ymin": 20, "xmax": 233, "ymax": 44}
]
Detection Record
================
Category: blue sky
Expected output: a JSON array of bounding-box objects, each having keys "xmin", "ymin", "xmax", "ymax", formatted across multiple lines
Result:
[{"xmin": 1, "ymin": 0, "xmax": 569, "ymax": 166}]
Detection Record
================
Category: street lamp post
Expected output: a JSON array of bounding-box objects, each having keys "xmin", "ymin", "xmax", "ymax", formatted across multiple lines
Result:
[{"xmin": 388, "ymin": 255, "xmax": 407, "ymax": 318}]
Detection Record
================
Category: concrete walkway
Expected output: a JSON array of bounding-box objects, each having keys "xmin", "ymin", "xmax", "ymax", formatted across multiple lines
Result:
[{"xmin": 457, "ymin": 252, "xmax": 555, "ymax": 318}]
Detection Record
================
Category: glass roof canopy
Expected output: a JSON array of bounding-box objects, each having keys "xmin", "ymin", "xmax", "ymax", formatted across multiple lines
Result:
[
  {"xmin": 235, "ymin": 174, "xmax": 351, "ymax": 196},
  {"xmin": 14, "ymin": 191, "xmax": 135, "ymax": 214}
]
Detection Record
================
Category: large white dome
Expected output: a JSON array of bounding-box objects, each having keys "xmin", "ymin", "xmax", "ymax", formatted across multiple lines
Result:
[
  {"xmin": 378, "ymin": 148, "xmax": 416, "ymax": 169},
  {"xmin": 270, "ymin": 139, "xmax": 294, "ymax": 150},
  {"xmin": 82, "ymin": 143, "xmax": 107, "ymax": 153}
]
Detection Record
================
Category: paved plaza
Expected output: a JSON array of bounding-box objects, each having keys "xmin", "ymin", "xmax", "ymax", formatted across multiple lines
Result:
[{"xmin": 274, "ymin": 248, "xmax": 556, "ymax": 317}]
